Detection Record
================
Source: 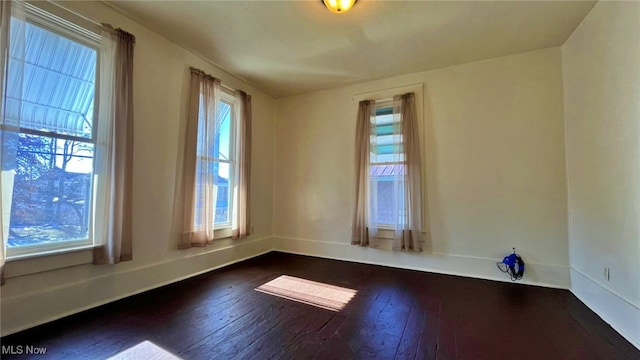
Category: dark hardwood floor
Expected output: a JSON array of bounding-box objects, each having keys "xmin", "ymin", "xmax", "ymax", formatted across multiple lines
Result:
[{"xmin": 2, "ymin": 252, "xmax": 638, "ymax": 359}]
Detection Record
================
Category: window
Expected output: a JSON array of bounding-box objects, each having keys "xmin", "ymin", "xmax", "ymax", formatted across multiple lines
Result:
[
  {"xmin": 370, "ymin": 103, "xmax": 404, "ymax": 228},
  {"xmin": 2, "ymin": 4, "xmax": 107, "ymax": 259},
  {"xmin": 352, "ymin": 90, "xmax": 423, "ymax": 251},
  {"xmin": 194, "ymin": 88, "xmax": 237, "ymax": 233},
  {"xmin": 180, "ymin": 68, "xmax": 250, "ymax": 248}
]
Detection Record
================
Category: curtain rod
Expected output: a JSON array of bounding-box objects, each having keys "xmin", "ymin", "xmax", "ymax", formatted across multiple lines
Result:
[
  {"xmin": 356, "ymin": 97, "xmax": 393, "ymax": 104},
  {"xmin": 190, "ymin": 66, "xmax": 251, "ymax": 96},
  {"xmin": 352, "ymin": 83, "xmax": 423, "ymax": 101},
  {"xmin": 223, "ymin": 83, "xmax": 251, "ymax": 97},
  {"xmin": 221, "ymin": 82, "xmax": 239, "ymax": 94}
]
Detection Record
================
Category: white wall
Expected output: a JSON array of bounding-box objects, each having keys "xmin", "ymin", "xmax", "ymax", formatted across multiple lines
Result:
[
  {"xmin": 274, "ymin": 47, "xmax": 569, "ymax": 288},
  {"xmin": 562, "ymin": 1, "xmax": 640, "ymax": 348},
  {"xmin": 6, "ymin": 1, "xmax": 637, "ymax": 347},
  {"xmin": 0, "ymin": 1, "xmax": 276, "ymax": 336}
]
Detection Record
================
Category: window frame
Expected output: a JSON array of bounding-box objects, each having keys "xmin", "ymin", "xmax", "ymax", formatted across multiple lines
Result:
[
  {"xmin": 3, "ymin": 2, "xmax": 104, "ymax": 260},
  {"xmin": 212, "ymin": 90, "xmax": 237, "ymax": 230},
  {"xmin": 353, "ymin": 84, "xmax": 425, "ymax": 240},
  {"xmin": 194, "ymin": 86, "xmax": 238, "ymax": 239},
  {"xmin": 370, "ymin": 102, "xmax": 403, "ymax": 230}
]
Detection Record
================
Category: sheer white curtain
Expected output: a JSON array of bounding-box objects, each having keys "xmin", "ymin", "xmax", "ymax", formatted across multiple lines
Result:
[
  {"xmin": 0, "ymin": 0, "xmax": 25, "ymax": 285},
  {"xmin": 179, "ymin": 68, "xmax": 221, "ymax": 248},
  {"xmin": 93, "ymin": 26, "xmax": 135, "ymax": 264},
  {"xmin": 232, "ymin": 90, "xmax": 251, "ymax": 239}
]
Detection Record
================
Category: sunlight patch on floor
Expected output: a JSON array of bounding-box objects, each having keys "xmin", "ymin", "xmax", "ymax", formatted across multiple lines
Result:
[
  {"xmin": 108, "ymin": 340, "xmax": 182, "ymax": 360},
  {"xmin": 255, "ymin": 275, "xmax": 357, "ymax": 311}
]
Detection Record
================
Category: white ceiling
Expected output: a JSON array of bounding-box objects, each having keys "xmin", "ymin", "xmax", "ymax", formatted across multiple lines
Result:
[{"xmin": 104, "ymin": 0, "xmax": 596, "ymax": 98}]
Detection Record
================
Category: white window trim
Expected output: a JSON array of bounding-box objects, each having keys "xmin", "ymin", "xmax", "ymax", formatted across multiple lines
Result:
[
  {"xmin": 213, "ymin": 91, "xmax": 237, "ymax": 232},
  {"xmin": 4, "ymin": 2, "xmax": 105, "ymax": 261},
  {"xmin": 371, "ymin": 102, "xmax": 402, "ymax": 229},
  {"xmin": 4, "ymin": 247, "xmax": 93, "ymax": 279},
  {"xmin": 195, "ymin": 87, "xmax": 237, "ymax": 239},
  {"xmin": 353, "ymin": 83, "xmax": 426, "ymax": 238},
  {"xmin": 214, "ymin": 228, "xmax": 232, "ymax": 239}
]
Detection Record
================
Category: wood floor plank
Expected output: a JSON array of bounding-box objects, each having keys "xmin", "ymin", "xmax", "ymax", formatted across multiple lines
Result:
[
  {"xmin": 290, "ymin": 313, "xmax": 348, "ymax": 359},
  {"xmin": 394, "ymin": 298, "xmax": 440, "ymax": 360},
  {"xmin": 239, "ymin": 302, "xmax": 332, "ymax": 359},
  {"xmin": 2, "ymin": 251, "xmax": 637, "ymax": 360}
]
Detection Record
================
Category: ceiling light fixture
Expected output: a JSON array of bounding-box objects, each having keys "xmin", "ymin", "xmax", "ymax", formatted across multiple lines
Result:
[{"xmin": 322, "ymin": 0, "xmax": 357, "ymax": 14}]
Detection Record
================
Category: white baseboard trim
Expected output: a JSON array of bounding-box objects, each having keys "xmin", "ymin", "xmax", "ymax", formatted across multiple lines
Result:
[
  {"xmin": 0, "ymin": 236, "xmax": 274, "ymax": 337},
  {"xmin": 6, "ymin": 234, "xmax": 637, "ymax": 352},
  {"xmin": 272, "ymin": 236, "xmax": 570, "ymax": 289},
  {"xmin": 570, "ymin": 268, "xmax": 640, "ymax": 350}
]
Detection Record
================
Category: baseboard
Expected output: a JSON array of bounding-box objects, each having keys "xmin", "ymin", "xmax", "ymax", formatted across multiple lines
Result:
[
  {"xmin": 0, "ymin": 236, "xmax": 274, "ymax": 337},
  {"xmin": 6, "ymin": 235, "xmax": 636, "ymax": 351},
  {"xmin": 272, "ymin": 236, "xmax": 570, "ymax": 289},
  {"xmin": 0, "ymin": 235, "xmax": 585, "ymax": 339},
  {"xmin": 570, "ymin": 268, "xmax": 640, "ymax": 350}
]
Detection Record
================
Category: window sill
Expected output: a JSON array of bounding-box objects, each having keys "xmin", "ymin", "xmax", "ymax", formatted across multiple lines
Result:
[
  {"xmin": 375, "ymin": 227, "xmax": 395, "ymax": 239},
  {"xmin": 7, "ymin": 242, "xmax": 95, "ymax": 261},
  {"xmin": 4, "ymin": 246, "xmax": 95, "ymax": 279},
  {"xmin": 372, "ymin": 228, "xmax": 429, "ymax": 240},
  {"xmin": 214, "ymin": 227, "xmax": 232, "ymax": 240}
]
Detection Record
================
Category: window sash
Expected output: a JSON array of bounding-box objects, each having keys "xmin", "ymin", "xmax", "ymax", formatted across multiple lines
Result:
[
  {"xmin": 25, "ymin": 2, "xmax": 101, "ymax": 50},
  {"xmin": 194, "ymin": 158, "xmax": 236, "ymax": 229},
  {"xmin": 4, "ymin": 2, "xmax": 102, "ymax": 258},
  {"xmin": 20, "ymin": 4, "xmax": 101, "ymax": 141},
  {"xmin": 196, "ymin": 99, "xmax": 235, "ymax": 159},
  {"xmin": 216, "ymin": 98, "xmax": 234, "ymax": 162},
  {"xmin": 5, "ymin": 130, "xmax": 97, "ymax": 258},
  {"xmin": 193, "ymin": 88, "xmax": 237, "ymax": 233},
  {"xmin": 369, "ymin": 104, "xmax": 407, "ymax": 228},
  {"xmin": 214, "ymin": 97, "xmax": 236, "ymax": 227},
  {"xmin": 7, "ymin": 238, "xmax": 93, "ymax": 259},
  {"xmin": 2, "ymin": 126, "xmax": 96, "ymax": 145},
  {"xmin": 370, "ymin": 168, "xmax": 406, "ymax": 228}
]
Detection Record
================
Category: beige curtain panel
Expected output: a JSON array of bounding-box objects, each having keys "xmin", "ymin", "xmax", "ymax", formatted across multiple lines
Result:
[
  {"xmin": 94, "ymin": 27, "xmax": 136, "ymax": 264},
  {"xmin": 232, "ymin": 90, "xmax": 251, "ymax": 239},
  {"xmin": 392, "ymin": 92, "xmax": 423, "ymax": 252},
  {"xmin": 179, "ymin": 68, "xmax": 221, "ymax": 249},
  {"xmin": 178, "ymin": 69, "xmax": 252, "ymax": 248},
  {"xmin": 351, "ymin": 100, "xmax": 374, "ymax": 246},
  {"xmin": 351, "ymin": 93, "xmax": 424, "ymax": 252}
]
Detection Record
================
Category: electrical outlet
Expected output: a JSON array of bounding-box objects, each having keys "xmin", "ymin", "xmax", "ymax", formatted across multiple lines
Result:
[
  {"xmin": 250, "ymin": 226, "xmax": 254, "ymax": 234},
  {"xmin": 604, "ymin": 267, "xmax": 610, "ymax": 281}
]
